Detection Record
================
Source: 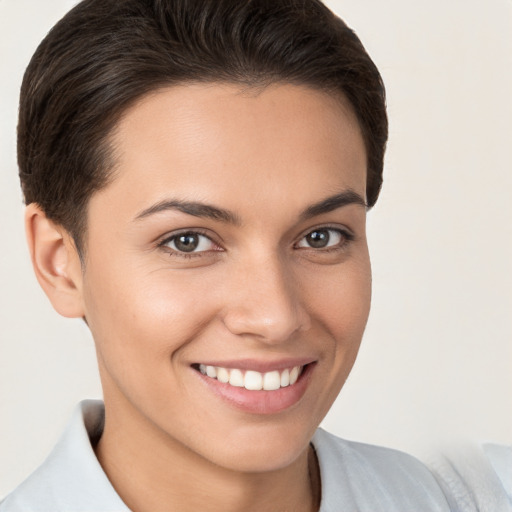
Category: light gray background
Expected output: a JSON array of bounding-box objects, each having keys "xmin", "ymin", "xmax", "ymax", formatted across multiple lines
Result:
[{"xmin": 1, "ymin": 0, "xmax": 511, "ymax": 498}]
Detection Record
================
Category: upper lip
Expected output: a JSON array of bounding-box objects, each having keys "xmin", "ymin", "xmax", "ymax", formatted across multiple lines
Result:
[{"xmin": 192, "ymin": 357, "xmax": 316, "ymax": 373}]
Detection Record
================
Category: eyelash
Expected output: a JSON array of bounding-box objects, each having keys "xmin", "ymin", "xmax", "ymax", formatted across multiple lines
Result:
[
  {"xmin": 295, "ymin": 226, "xmax": 355, "ymax": 253},
  {"xmin": 157, "ymin": 229, "xmax": 219, "ymax": 259},
  {"xmin": 157, "ymin": 226, "xmax": 355, "ymax": 259}
]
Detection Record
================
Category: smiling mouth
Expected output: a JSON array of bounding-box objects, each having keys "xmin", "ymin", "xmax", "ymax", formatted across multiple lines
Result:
[{"xmin": 194, "ymin": 364, "xmax": 305, "ymax": 391}]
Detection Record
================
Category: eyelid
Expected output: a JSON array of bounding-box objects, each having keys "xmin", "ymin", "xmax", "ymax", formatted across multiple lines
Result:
[
  {"xmin": 157, "ymin": 228, "xmax": 223, "ymax": 255},
  {"xmin": 296, "ymin": 224, "xmax": 355, "ymax": 240},
  {"xmin": 294, "ymin": 225, "xmax": 355, "ymax": 249}
]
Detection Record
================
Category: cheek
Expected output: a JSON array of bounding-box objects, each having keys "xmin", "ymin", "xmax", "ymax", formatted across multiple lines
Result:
[
  {"xmin": 282, "ymin": 254, "xmax": 372, "ymax": 427},
  {"xmin": 82, "ymin": 266, "xmax": 225, "ymax": 422},
  {"xmin": 82, "ymin": 262, "xmax": 219, "ymax": 375},
  {"xmin": 303, "ymin": 253, "xmax": 371, "ymax": 388},
  {"xmin": 303, "ymin": 255, "xmax": 372, "ymax": 338}
]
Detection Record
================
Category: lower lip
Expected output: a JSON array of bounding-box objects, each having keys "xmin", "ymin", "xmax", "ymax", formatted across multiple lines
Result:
[{"xmin": 195, "ymin": 364, "xmax": 315, "ymax": 415}]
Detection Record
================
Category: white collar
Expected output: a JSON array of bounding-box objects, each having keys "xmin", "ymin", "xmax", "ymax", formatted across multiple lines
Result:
[{"xmin": 1, "ymin": 400, "xmax": 129, "ymax": 512}]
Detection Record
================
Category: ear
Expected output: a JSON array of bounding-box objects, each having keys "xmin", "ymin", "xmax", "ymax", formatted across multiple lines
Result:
[{"xmin": 25, "ymin": 203, "xmax": 85, "ymax": 318}]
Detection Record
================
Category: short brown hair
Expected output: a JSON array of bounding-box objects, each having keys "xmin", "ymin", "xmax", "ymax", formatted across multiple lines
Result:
[{"xmin": 18, "ymin": 0, "xmax": 387, "ymax": 255}]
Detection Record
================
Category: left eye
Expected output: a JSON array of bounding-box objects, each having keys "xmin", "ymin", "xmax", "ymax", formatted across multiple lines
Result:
[
  {"xmin": 296, "ymin": 228, "xmax": 345, "ymax": 249},
  {"xmin": 163, "ymin": 232, "xmax": 216, "ymax": 253}
]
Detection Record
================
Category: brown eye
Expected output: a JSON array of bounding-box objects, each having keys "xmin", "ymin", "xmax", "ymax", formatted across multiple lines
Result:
[
  {"xmin": 163, "ymin": 232, "xmax": 216, "ymax": 253},
  {"xmin": 174, "ymin": 233, "xmax": 200, "ymax": 252},
  {"xmin": 305, "ymin": 230, "xmax": 330, "ymax": 248},
  {"xmin": 297, "ymin": 228, "xmax": 347, "ymax": 249}
]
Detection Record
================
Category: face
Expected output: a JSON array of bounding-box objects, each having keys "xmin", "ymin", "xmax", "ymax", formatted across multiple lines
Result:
[{"xmin": 79, "ymin": 83, "xmax": 371, "ymax": 472}]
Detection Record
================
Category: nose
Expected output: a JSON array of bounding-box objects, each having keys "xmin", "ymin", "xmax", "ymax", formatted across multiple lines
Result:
[{"xmin": 221, "ymin": 255, "xmax": 311, "ymax": 344}]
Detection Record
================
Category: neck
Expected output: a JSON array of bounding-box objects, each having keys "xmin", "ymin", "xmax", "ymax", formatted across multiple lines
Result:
[{"xmin": 94, "ymin": 398, "xmax": 321, "ymax": 512}]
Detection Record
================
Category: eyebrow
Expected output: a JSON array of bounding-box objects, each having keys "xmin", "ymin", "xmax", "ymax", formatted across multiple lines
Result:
[
  {"xmin": 299, "ymin": 190, "xmax": 367, "ymax": 220},
  {"xmin": 134, "ymin": 199, "xmax": 241, "ymax": 225},
  {"xmin": 134, "ymin": 190, "xmax": 366, "ymax": 224}
]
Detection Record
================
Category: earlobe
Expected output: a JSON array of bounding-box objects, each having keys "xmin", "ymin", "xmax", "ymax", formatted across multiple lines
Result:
[{"xmin": 25, "ymin": 203, "xmax": 85, "ymax": 318}]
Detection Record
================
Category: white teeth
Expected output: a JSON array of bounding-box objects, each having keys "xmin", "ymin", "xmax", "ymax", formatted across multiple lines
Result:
[
  {"xmin": 263, "ymin": 371, "xmax": 281, "ymax": 391},
  {"xmin": 198, "ymin": 364, "xmax": 304, "ymax": 390},
  {"xmin": 244, "ymin": 370, "xmax": 263, "ymax": 390},
  {"xmin": 280, "ymin": 368, "xmax": 290, "ymax": 387},
  {"xmin": 289, "ymin": 366, "xmax": 300, "ymax": 385},
  {"xmin": 217, "ymin": 367, "xmax": 229, "ymax": 383},
  {"xmin": 229, "ymin": 369, "xmax": 244, "ymax": 387},
  {"xmin": 206, "ymin": 365, "xmax": 217, "ymax": 378}
]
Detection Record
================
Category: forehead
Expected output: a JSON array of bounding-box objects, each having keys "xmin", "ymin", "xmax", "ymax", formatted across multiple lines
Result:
[{"xmin": 95, "ymin": 82, "xmax": 367, "ymax": 219}]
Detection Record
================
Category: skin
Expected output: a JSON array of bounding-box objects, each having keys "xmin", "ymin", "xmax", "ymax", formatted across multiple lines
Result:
[{"xmin": 27, "ymin": 83, "xmax": 371, "ymax": 512}]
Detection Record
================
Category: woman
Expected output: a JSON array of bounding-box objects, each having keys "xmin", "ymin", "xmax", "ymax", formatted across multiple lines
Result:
[{"xmin": 1, "ymin": 0, "xmax": 510, "ymax": 511}]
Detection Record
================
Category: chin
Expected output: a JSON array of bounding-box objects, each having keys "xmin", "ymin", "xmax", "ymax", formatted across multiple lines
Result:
[
  {"xmin": 194, "ymin": 417, "xmax": 318, "ymax": 474},
  {"xmin": 217, "ymin": 441, "xmax": 309, "ymax": 474}
]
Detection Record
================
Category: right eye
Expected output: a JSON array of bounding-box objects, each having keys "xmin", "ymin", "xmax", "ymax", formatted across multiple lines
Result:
[{"xmin": 160, "ymin": 231, "xmax": 218, "ymax": 255}]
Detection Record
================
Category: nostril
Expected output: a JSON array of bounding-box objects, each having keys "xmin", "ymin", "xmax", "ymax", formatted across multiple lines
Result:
[{"xmin": 222, "ymin": 306, "xmax": 310, "ymax": 343}]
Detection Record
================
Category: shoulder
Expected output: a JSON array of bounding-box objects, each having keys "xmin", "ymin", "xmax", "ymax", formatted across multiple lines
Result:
[
  {"xmin": 312, "ymin": 428, "xmax": 451, "ymax": 511},
  {"xmin": 429, "ymin": 442, "xmax": 512, "ymax": 512},
  {"xmin": 0, "ymin": 401, "xmax": 128, "ymax": 512}
]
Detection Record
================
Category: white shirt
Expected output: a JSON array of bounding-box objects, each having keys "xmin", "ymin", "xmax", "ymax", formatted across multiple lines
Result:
[{"xmin": 1, "ymin": 400, "xmax": 510, "ymax": 511}]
